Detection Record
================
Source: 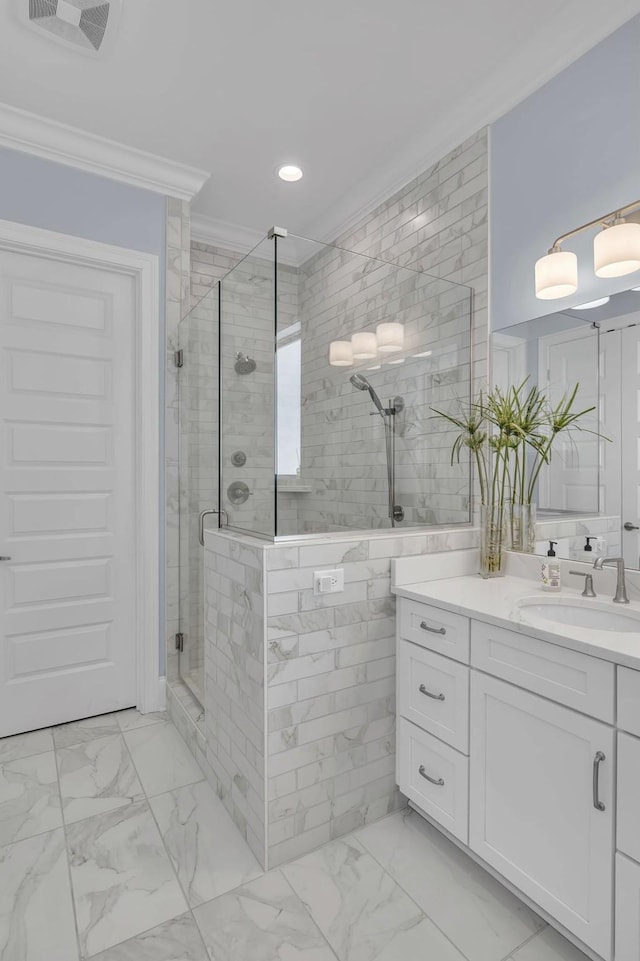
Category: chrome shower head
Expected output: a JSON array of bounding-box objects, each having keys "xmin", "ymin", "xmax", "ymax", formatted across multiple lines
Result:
[
  {"xmin": 235, "ymin": 352, "xmax": 256, "ymax": 374},
  {"xmin": 349, "ymin": 373, "xmax": 384, "ymax": 413}
]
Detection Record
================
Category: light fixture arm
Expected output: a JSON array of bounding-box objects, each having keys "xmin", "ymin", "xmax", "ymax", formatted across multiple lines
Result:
[{"xmin": 550, "ymin": 199, "xmax": 640, "ymax": 252}]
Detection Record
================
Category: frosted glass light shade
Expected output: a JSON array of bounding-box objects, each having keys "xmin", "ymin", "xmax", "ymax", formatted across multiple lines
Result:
[
  {"xmin": 351, "ymin": 331, "xmax": 378, "ymax": 359},
  {"xmin": 535, "ymin": 249, "xmax": 578, "ymax": 300},
  {"xmin": 376, "ymin": 322, "xmax": 404, "ymax": 353},
  {"xmin": 594, "ymin": 222, "xmax": 640, "ymax": 278},
  {"xmin": 329, "ymin": 340, "xmax": 353, "ymax": 366}
]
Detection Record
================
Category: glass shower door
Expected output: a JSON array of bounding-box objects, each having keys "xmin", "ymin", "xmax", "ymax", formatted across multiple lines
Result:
[{"xmin": 176, "ymin": 285, "xmax": 219, "ymax": 706}]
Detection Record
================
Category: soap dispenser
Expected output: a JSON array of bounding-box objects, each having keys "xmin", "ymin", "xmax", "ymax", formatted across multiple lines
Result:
[
  {"xmin": 541, "ymin": 541, "xmax": 561, "ymax": 592},
  {"xmin": 584, "ymin": 537, "xmax": 596, "ymax": 553}
]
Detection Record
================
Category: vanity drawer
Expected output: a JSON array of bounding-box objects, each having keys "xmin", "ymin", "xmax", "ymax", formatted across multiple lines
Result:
[
  {"xmin": 398, "ymin": 599, "xmax": 470, "ymax": 664},
  {"xmin": 471, "ymin": 620, "xmax": 614, "ymax": 722},
  {"xmin": 617, "ymin": 732, "xmax": 640, "ymax": 861},
  {"xmin": 397, "ymin": 717, "xmax": 468, "ymax": 843},
  {"xmin": 398, "ymin": 641, "xmax": 469, "ymax": 753},
  {"xmin": 618, "ymin": 667, "xmax": 640, "ymax": 737},
  {"xmin": 398, "ymin": 717, "xmax": 469, "ymax": 844}
]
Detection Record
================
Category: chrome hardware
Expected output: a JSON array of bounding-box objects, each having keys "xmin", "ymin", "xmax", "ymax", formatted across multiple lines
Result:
[
  {"xmin": 420, "ymin": 621, "xmax": 446, "ymax": 636},
  {"xmin": 174, "ymin": 349, "xmax": 183, "ymax": 368},
  {"xmin": 175, "ymin": 632, "xmax": 184, "ymax": 652},
  {"xmin": 0, "ymin": 556, "xmax": 11, "ymax": 561},
  {"xmin": 393, "ymin": 505, "xmax": 405, "ymax": 522},
  {"xmin": 593, "ymin": 556, "xmax": 629, "ymax": 604},
  {"xmin": 593, "ymin": 751, "xmax": 606, "ymax": 811},
  {"xmin": 419, "ymin": 683, "xmax": 445, "ymax": 701},
  {"xmin": 199, "ymin": 509, "xmax": 228, "ymax": 545},
  {"xmin": 227, "ymin": 481, "xmax": 251, "ymax": 505},
  {"xmin": 231, "ymin": 450, "xmax": 247, "ymax": 467},
  {"xmin": 568, "ymin": 570, "xmax": 596, "ymax": 598},
  {"xmin": 418, "ymin": 764, "xmax": 444, "ymax": 786},
  {"xmin": 624, "ymin": 521, "xmax": 639, "ymax": 531}
]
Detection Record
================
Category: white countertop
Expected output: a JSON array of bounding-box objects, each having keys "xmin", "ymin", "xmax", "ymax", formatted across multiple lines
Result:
[{"xmin": 393, "ymin": 572, "xmax": 640, "ymax": 670}]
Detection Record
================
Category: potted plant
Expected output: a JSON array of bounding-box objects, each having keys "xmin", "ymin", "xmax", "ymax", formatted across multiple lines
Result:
[{"xmin": 433, "ymin": 380, "xmax": 596, "ymax": 576}]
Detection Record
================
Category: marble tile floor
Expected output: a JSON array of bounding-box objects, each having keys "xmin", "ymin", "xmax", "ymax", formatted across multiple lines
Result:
[{"xmin": 0, "ymin": 710, "xmax": 591, "ymax": 961}]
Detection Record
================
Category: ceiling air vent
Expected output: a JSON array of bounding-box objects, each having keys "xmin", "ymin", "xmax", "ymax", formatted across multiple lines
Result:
[{"xmin": 19, "ymin": 0, "xmax": 122, "ymax": 56}]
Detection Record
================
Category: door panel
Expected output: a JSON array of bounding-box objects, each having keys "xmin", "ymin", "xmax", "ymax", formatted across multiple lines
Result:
[
  {"xmin": 0, "ymin": 246, "xmax": 137, "ymax": 736},
  {"xmin": 469, "ymin": 672, "xmax": 614, "ymax": 960}
]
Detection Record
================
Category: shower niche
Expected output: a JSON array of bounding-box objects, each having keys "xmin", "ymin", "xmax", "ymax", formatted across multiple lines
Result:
[{"xmin": 217, "ymin": 229, "xmax": 474, "ymax": 539}]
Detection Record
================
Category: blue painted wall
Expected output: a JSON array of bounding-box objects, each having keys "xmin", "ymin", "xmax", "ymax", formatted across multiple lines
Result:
[
  {"xmin": 0, "ymin": 146, "xmax": 168, "ymax": 677},
  {"xmin": 490, "ymin": 15, "xmax": 640, "ymax": 331}
]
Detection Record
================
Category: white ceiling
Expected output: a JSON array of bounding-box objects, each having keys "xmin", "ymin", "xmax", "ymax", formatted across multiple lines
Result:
[{"xmin": 0, "ymin": 0, "xmax": 638, "ymax": 244}]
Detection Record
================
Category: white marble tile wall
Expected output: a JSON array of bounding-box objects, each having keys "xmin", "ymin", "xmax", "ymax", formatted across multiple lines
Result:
[
  {"xmin": 291, "ymin": 129, "xmax": 487, "ymax": 533},
  {"xmin": 203, "ymin": 527, "xmax": 478, "ymax": 869},
  {"xmin": 203, "ymin": 533, "xmax": 267, "ymax": 865}
]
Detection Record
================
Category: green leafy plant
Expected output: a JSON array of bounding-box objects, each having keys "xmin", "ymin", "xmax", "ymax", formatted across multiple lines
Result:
[{"xmin": 432, "ymin": 380, "xmax": 598, "ymax": 572}]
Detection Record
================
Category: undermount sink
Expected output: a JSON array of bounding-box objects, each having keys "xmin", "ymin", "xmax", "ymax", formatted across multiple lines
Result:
[{"xmin": 515, "ymin": 596, "xmax": 640, "ymax": 633}]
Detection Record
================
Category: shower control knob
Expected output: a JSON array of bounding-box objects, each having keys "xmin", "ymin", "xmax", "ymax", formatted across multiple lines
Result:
[{"xmin": 231, "ymin": 451, "xmax": 247, "ymax": 467}]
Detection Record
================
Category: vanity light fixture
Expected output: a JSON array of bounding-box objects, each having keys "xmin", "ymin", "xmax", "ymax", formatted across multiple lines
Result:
[
  {"xmin": 535, "ymin": 199, "xmax": 640, "ymax": 299},
  {"xmin": 329, "ymin": 340, "xmax": 353, "ymax": 366},
  {"xmin": 376, "ymin": 322, "xmax": 404, "ymax": 353},
  {"xmin": 351, "ymin": 331, "xmax": 378, "ymax": 360},
  {"xmin": 571, "ymin": 297, "xmax": 610, "ymax": 310},
  {"xmin": 278, "ymin": 164, "xmax": 303, "ymax": 182}
]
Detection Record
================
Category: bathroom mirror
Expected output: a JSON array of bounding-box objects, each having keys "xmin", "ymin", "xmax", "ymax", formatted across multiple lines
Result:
[{"xmin": 491, "ymin": 286, "xmax": 640, "ymax": 569}]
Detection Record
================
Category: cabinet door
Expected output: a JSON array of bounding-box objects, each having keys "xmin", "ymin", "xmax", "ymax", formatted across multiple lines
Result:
[
  {"xmin": 616, "ymin": 854, "xmax": 640, "ymax": 961},
  {"xmin": 470, "ymin": 672, "xmax": 614, "ymax": 961}
]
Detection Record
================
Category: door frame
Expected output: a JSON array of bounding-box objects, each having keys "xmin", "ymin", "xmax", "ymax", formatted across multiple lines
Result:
[{"xmin": 0, "ymin": 218, "xmax": 162, "ymax": 714}]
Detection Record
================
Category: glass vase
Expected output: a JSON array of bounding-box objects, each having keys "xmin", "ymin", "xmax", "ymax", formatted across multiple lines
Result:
[
  {"xmin": 508, "ymin": 502, "xmax": 537, "ymax": 553},
  {"xmin": 479, "ymin": 504, "xmax": 506, "ymax": 578}
]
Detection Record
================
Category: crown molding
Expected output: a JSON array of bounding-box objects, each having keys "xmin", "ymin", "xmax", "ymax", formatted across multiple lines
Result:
[
  {"xmin": 190, "ymin": 212, "xmax": 265, "ymax": 253},
  {"xmin": 0, "ymin": 102, "xmax": 210, "ymax": 201}
]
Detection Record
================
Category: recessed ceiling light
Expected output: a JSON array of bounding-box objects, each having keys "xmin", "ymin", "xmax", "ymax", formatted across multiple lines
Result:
[
  {"xmin": 387, "ymin": 358, "xmax": 405, "ymax": 365},
  {"xmin": 571, "ymin": 297, "xmax": 610, "ymax": 310},
  {"xmin": 412, "ymin": 350, "xmax": 433, "ymax": 358},
  {"xmin": 278, "ymin": 165, "xmax": 303, "ymax": 182}
]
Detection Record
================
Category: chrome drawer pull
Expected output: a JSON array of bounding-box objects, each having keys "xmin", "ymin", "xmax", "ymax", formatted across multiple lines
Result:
[
  {"xmin": 418, "ymin": 764, "xmax": 444, "ymax": 786},
  {"xmin": 593, "ymin": 751, "xmax": 606, "ymax": 811},
  {"xmin": 420, "ymin": 621, "xmax": 446, "ymax": 636},
  {"xmin": 419, "ymin": 683, "xmax": 445, "ymax": 701}
]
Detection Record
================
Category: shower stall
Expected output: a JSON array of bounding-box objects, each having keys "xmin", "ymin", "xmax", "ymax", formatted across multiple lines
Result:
[{"xmin": 176, "ymin": 229, "xmax": 473, "ymax": 704}]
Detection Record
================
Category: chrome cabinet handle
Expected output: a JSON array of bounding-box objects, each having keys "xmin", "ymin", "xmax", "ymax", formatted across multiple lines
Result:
[
  {"xmin": 418, "ymin": 764, "xmax": 444, "ymax": 786},
  {"xmin": 419, "ymin": 683, "xmax": 445, "ymax": 701},
  {"xmin": 198, "ymin": 509, "xmax": 228, "ymax": 545},
  {"xmin": 593, "ymin": 751, "xmax": 606, "ymax": 811},
  {"xmin": 420, "ymin": 621, "xmax": 446, "ymax": 636}
]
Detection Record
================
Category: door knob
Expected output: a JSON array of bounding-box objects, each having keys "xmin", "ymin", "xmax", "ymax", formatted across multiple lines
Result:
[{"xmin": 624, "ymin": 522, "xmax": 639, "ymax": 531}]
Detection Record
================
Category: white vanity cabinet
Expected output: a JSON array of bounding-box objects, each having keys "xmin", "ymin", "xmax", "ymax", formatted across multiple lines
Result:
[
  {"xmin": 470, "ymin": 672, "xmax": 614, "ymax": 959},
  {"xmin": 395, "ymin": 594, "xmax": 627, "ymax": 961}
]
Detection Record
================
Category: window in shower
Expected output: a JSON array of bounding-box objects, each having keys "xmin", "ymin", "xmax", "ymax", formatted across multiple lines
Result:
[{"xmin": 276, "ymin": 321, "xmax": 301, "ymax": 477}]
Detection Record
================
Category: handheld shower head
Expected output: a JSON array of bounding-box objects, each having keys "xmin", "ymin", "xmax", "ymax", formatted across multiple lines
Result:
[{"xmin": 349, "ymin": 373, "xmax": 384, "ymax": 413}]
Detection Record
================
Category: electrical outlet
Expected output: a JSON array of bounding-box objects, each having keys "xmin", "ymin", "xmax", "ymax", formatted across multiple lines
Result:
[{"xmin": 314, "ymin": 568, "xmax": 345, "ymax": 595}]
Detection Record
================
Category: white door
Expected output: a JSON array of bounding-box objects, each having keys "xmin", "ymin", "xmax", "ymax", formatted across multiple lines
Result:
[
  {"xmin": 0, "ymin": 243, "xmax": 138, "ymax": 736},
  {"xmin": 538, "ymin": 327, "xmax": 600, "ymax": 512},
  {"xmin": 469, "ymin": 672, "xmax": 614, "ymax": 960}
]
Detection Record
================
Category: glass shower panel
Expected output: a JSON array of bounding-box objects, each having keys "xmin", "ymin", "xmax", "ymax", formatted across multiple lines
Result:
[
  {"xmin": 220, "ymin": 239, "xmax": 276, "ymax": 537},
  {"xmin": 274, "ymin": 234, "xmax": 473, "ymax": 534},
  {"xmin": 177, "ymin": 284, "xmax": 219, "ymax": 706}
]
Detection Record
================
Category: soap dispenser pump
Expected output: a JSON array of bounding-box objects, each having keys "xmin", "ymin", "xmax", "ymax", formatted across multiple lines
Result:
[
  {"xmin": 584, "ymin": 537, "xmax": 596, "ymax": 553},
  {"xmin": 541, "ymin": 541, "xmax": 561, "ymax": 592}
]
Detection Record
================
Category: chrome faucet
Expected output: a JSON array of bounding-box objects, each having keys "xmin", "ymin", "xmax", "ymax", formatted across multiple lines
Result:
[{"xmin": 593, "ymin": 556, "xmax": 629, "ymax": 604}]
